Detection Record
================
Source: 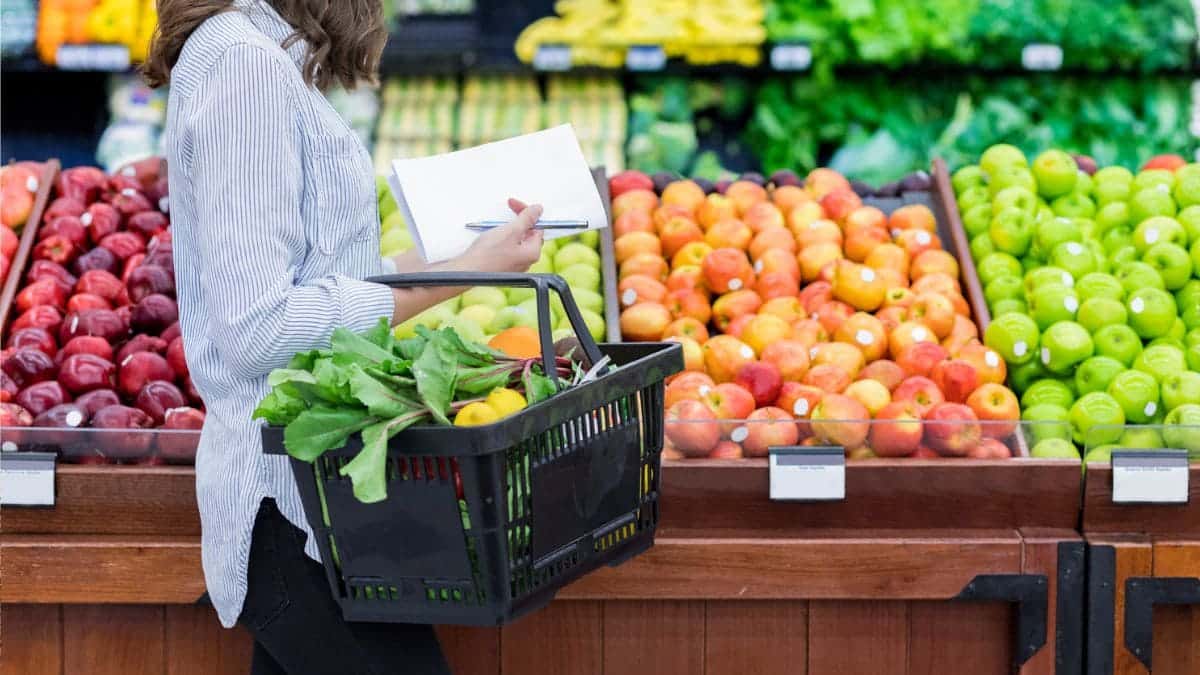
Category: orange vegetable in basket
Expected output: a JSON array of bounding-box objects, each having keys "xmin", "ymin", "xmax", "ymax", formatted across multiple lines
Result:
[{"xmin": 488, "ymin": 327, "xmax": 541, "ymax": 359}]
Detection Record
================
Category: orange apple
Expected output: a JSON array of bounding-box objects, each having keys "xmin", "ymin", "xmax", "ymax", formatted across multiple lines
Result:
[
  {"xmin": 810, "ymin": 393, "xmax": 870, "ymax": 447},
  {"xmin": 618, "ymin": 274, "xmax": 668, "ymax": 308},
  {"xmin": 870, "ymin": 401, "xmax": 924, "ymax": 457},
  {"xmin": 907, "ymin": 292, "xmax": 956, "ymax": 339},
  {"xmin": 967, "ymin": 438, "xmax": 1012, "ymax": 459},
  {"xmin": 742, "ymin": 201, "xmax": 786, "ymax": 233},
  {"xmin": 844, "ymin": 379, "xmax": 891, "ymax": 416},
  {"xmin": 755, "ymin": 271, "xmax": 800, "ymax": 301},
  {"xmin": 931, "ymin": 358, "xmax": 979, "ymax": 404},
  {"xmin": 814, "ymin": 300, "xmax": 855, "ymax": 335},
  {"xmin": 790, "ymin": 318, "xmax": 829, "ymax": 349},
  {"xmin": 726, "ymin": 314, "xmax": 755, "ymax": 338},
  {"xmin": 864, "ymin": 243, "xmax": 910, "ymax": 275},
  {"xmin": 811, "ymin": 341, "xmax": 865, "ymax": 376},
  {"xmin": 754, "ymin": 248, "xmax": 801, "ymax": 281},
  {"xmin": 726, "ymin": 181, "xmax": 768, "ymax": 216},
  {"xmin": 795, "ymin": 218, "xmax": 843, "ymax": 249},
  {"xmin": 749, "ymin": 226, "xmax": 797, "ymax": 261},
  {"xmin": 947, "ymin": 313, "xmax": 979, "ymax": 343},
  {"xmin": 893, "ymin": 375, "xmax": 946, "ymax": 416},
  {"xmin": 875, "ymin": 305, "xmax": 907, "ymax": 333},
  {"xmin": 923, "ymin": 402, "xmax": 982, "ymax": 457},
  {"xmin": 612, "ymin": 189, "xmax": 658, "ymax": 219},
  {"xmin": 958, "ymin": 342, "xmax": 1006, "ymax": 386},
  {"xmin": 705, "ymin": 219, "xmax": 753, "ymax": 251},
  {"xmin": 734, "ymin": 361, "xmax": 784, "ymax": 408},
  {"xmin": 703, "ymin": 383, "xmax": 757, "ymax": 436},
  {"xmin": 942, "ymin": 332, "xmax": 976, "ymax": 358},
  {"xmin": 665, "ymin": 400, "xmax": 720, "ymax": 457},
  {"xmin": 882, "ymin": 287, "xmax": 916, "ymax": 310},
  {"xmin": 874, "ymin": 267, "xmax": 908, "ymax": 291},
  {"xmin": 658, "ymin": 218, "xmax": 705, "ymax": 259},
  {"xmin": 665, "ymin": 371, "xmax": 716, "ymax": 408},
  {"xmin": 665, "ymin": 335, "xmax": 705, "ymax": 373},
  {"xmin": 857, "ymin": 359, "xmax": 906, "ymax": 391},
  {"xmin": 806, "ymin": 168, "xmax": 852, "ymax": 199},
  {"xmin": 966, "ymin": 382, "xmax": 1019, "ymax": 440},
  {"xmin": 740, "ymin": 407, "xmax": 800, "ymax": 457},
  {"xmin": 760, "ymin": 297, "xmax": 805, "ymax": 324},
  {"xmin": 834, "ymin": 312, "xmax": 888, "ymax": 362},
  {"xmin": 742, "ymin": 313, "xmax": 793, "ymax": 356},
  {"xmin": 798, "ymin": 241, "xmax": 843, "ymax": 283},
  {"xmin": 620, "ymin": 252, "xmax": 669, "ymax": 282},
  {"xmin": 702, "ymin": 248, "xmax": 757, "ymax": 294},
  {"xmin": 614, "ymin": 231, "xmax": 663, "ymax": 264},
  {"xmin": 844, "ymin": 226, "xmax": 890, "ymax": 263},
  {"xmin": 697, "ymin": 193, "xmax": 737, "ymax": 229},
  {"xmin": 772, "ymin": 184, "xmax": 812, "ymax": 213},
  {"xmin": 894, "ymin": 228, "xmax": 943, "ymax": 259},
  {"xmin": 798, "ymin": 281, "xmax": 834, "ymax": 314},
  {"xmin": 803, "ymin": 363, "xmax": 852, "ymax": 394},
  {"xmin": 662, "ymin": 317, "xmax": 710, "ymax": 343},
  {"xmin": 948, "ymin": 293, "xmax": 971, "ymax": 317},
  {"xmin": 654, "ymin": 203, "xmax": 694, "ymax": 231},
  {"xmin": 661, "ymin": 180, "xmax": 706, "ymax": 214},
  {"xmin": 620, "ymin": 302, "xmax": 671, "ymax": 341},
  {"xmin": 672, "ymin": 241, "xmax": 714, "ymax": 270},
  {"xmin": 910, "ymin": 272, "xmax": 962, "ymax": 298},
  {"xmin": 712, "ymin": 289, "xmax": 763, "ymax": 332},
  {"xmin": 889, "ymin": 321, "xmax": 937, "ymax": 360},
  {"xmin": 787, "ymin": 202, "xmax": 828, "ymax": 235},
  {"xmin": 843, "ymin": 205, "xmax": 888, "ymax": 234},
  {"xmin": 702, "ymin": 335, "xmax": 757, "ymax": 383},
  {"xmin": 613, "ymin": 210, "xmax": 655, "ymax": 238},
  {"xmin": 761, "ymin": 339, "xmax": 811, "ymax": 381},
  {"xmin": 665, "ymin": 289, "xmax": 712, "ymax": 324},
  {"xmin": 888, "ymin": 204, "xmax": 937, "ymax": 233},
  {"xmin": 818, "ymin": 188, "xmax": 862, "ymax": 224},
  {"xmin": 708, "ymin": 440, "xmax": 744, "ymax": 459},
  {"xmin": 775, "ymin": 382, "xmax": 824, "ymax": 437},
  {"xmin": 832, "ymin": 260, "xmax": 887, "ymax": 311},
  {"xmin": 666, "ymin": 265, "xmax": 707, "ymax": 294},
  {"xmin": 910, "ymin": 249, "xmax": 960, "ymax": 282},
  {"xmin": 895, "ymin": 341, "xmax": 950, "ymax": 379}
]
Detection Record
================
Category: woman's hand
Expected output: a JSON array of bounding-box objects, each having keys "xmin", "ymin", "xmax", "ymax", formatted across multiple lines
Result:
[{"xmin": 460, "ymin": 198, "xmax": 545, "ymax": 274}]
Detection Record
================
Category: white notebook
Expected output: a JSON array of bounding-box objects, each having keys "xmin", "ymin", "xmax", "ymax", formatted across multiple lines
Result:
[{"xmin": 387, "ymin": 124, "xmax": 608, "ymax": 264}]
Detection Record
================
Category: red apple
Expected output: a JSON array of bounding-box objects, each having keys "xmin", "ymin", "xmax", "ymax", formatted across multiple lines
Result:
[
  {"xmin": 895, "ymin": 341, "xmax": 949, "ymax": 378},
  {"xmin": 665, "ymin": 400, "xmax": 720, "ymax": 458},
  {"xmin": 930, "ymin": 359, "xmax": 979, "ymax": 404},
  {"xmin": 702, "ymin": 383, "xmax": 757, "ymax": 436},
  {"xmin": 869, "ymin": 401, "xmax": 924, "ymax": 457},
  {"xmin": 893, "ymin": 376, "xmax": 946, "ymax": 416},
  {"xmin": 664, "ymin": 372, "xmax": 715, "ymax": 408},
  {"xmin": 966, "ymin": 438, "xmax": 1012, "ymax": 459},
  {"xmin": 707, "ymin": 440, "xmax": 744, "ymax": 459},
  {"xmin": 734, "ymin": 361, "xmax": 784, "ymax": 408},
  {"xmin": 856, "ymin": 359, "xmax": 906, "ymax": 392},
  {"xmin": 810, "ymin": 393, "xmax": 870, "ymax": 448},
  {"xmin": 965, "ymin": 383, "xmax": 1020, "ymax": 441},
  {"xmin": 775, "ymin": 382, "xmax": 825, "ymax": 438},
  {"xmin": 739, "ymin": 407, "xmax": 800, "ymax": 457},
  {"xmin": 922, "ymin": 402, "xmax": 982, "ymax": 457}
]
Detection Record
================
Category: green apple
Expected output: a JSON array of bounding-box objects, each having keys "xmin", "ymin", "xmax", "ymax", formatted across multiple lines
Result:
[
  {"xmin": 958, "ymin": 186, "xmax": 991, "ymax": 214},
  {"xmin": 1040, "ymin": 321, "xmax": 1094, "ymax": 374},
  {"xmin": 976, "ymin": 252, "xmax": 1024, "ymax": 286},
  {"xmin": 460, "ymin": 286, "xmax": 509, "ymax": 311},
  {"xmin": 981, "ymin": 144, "xmax": 1029, "ymax": 178},
  {"xmin": 1117, "ymin": 262, "xmax": 1166, "ymax": 296},
  {"xmin": 1173, "ymin": 164, "xmax": 1200, "ymax": 207},
  {"xmin": 1029, "ymin": 282, "xmax": 1080, "ymax": 330},
  {"xmin": 1050, "ymin": 192, "xmax": 1096, "ymax": 219},
  {"xmin": 1129, "ymin": 187, "xmax": 1178, "ymax": 224},
  {"xmin": 1133, "ymin": 216, "xmax": 1188, "ymax": 254},
  {"xmin": 1187, "ymin": 326, "xmax": 1200, "ymax": 347},
  {"xmin": 1025, "ymin": 266, "xmax": 1075, "ymax": 293},
  {"xmin": 1084, "ymin": 445, "xmax": 1117, "ymax": 464},
  {"xmin": 1075, "ymin": 355, "xmax": 1127, "ymax": 396},
  {"xmin": 1193, "ymin": 239, "xmax": 1200, "ymax": 278},
  {"xmin": 1133, "ymin": 344, "xmax": 1187, "ymax": 383},
  {"xmin": 1162, "ymin": 404, "xmax": 1200, "ymax": 456},
  {"xmin": 1109, "ymin": 246, "xmax": 1138, "ymax": 269},
  {"xmin": 394, "ymin": 303, "xmax": 456, "ymax": 338},
  {"xmin": 1093, "ymin": 324, "xmax": 1143, "ymax": 366},
  {"xmin": 528, "ymin": 251, "xmax": 555, "ymax": 275},
  {"xmin": 985, "ymin": 312, "xmax": 1040, "ymax": 365},
  {"xmin": 1188, "ymin": 343, "xmax": 1200, "ymax": 370},
  {"xmin": 1032, "ymin": 149, "xmax": 1078, "ymax": 198},
  {"xmin": 989, "ymin": 166, "xmax": 1037, "ymax": 197},
  {"xmin": 1076, "ymin": 273, "xmax": 1124, "ymax": 302},
  {"xmin": 1161, "ymin": 371, "xmax": 1200, "ymax": 412},
  {"xmin": 570, "ymin": 288, "xmax": 605, "ymax": 315},
  {"xmin": 991, "ymin": 298, "xmax": 1028, "ymax": 317},
  {"xmin": 1034, "ymin": 216, "xmax": 1083, "ymax": 253},
  {"xmin": 577, "ymin": 230, "xmax": 601, "ymax": 249},
  {"xmin": 1127, "ymin": 288, "xmax": 1178, "ymax": 339},
  {"xmin": 489, "ymin": 304, "xmax": 538, "ymax": 332},
  {"xmin": 1095, "ymin": 165, "xmax": 1134, "ymax": 185},
  {"xmin": 441, "ymin": 315, "xmax": 487, "ymax": 345},
  {"xmin": 989, "ymin": 208, "xmax": 1035, "ymax": 256},
  {"xmin": 1174, "ymin": 205, "xmax": 1200, "ymax": 244},
  {"xmin": 1086, "ymin": 241, "xmax": 1110, "ymax": 274},
  {"xmin": 1022, "ymin": 404, "xmax": 1073, "ymax": 443},
  {"xmin": 540, "ymin": 238, "xmax": 560, "ymax": 256},
  {"xmin": 1133, "ymin": 169, "xmax": 1176, "ymax": 193},
  {"xmin": 953, "ymin": 164, "xmax": 988, "ymax": 194},
  {"xmin": 1031, "ymin": 438, "xmax": 1082, "ymax": 459},
  {"xmin": 558, "ymin": 264, "xmax": 601, "ymax": 292},
  {"xmin": 1009, "ymin": 359, "xmax": 1049, "ymax": 394},
  {"xmin": 1070, "ymin": 392, "xmax": 1126, "ymax": 445},
  {"xmin": 457, "ymin": 304, "xmax": 498, "ymax": 332},
  {"xmin": 970, "ymin": 233, "xmax": 996, "ymax": 260},
  {"xmin": 578, "ymin": 308, "xmax": 606, "ymax": 341},
  {"xmin": 1022, "ymin": 379, "xmax": 1076, "ymax": 409},
  {"xmin": 506, "ymin": 287, "xmax": 536, "ymax": 305},
  {"xmin": 1118, "ymin": 427, "xmax": 1166, "ymax": 449},
  {"xmin": 1108, "ymin": 370, "xmax": 1161, "ymax": 423},
  {"xmin": 1093, "ymin": 181, "xmax": 1132, "ymax": 208},
  {"xmin": 992, "ymin": 186, "xmax": 1039, "ymax": 215},
  {"xmin": 964, "ymin": 204, "xmax": 995, "ymax": 239},
  {"xmin": 1077, "ymin": 297, "xmax": 1128, "ymax": 334},
  {"xmin": 554, "ymin": 243, "xmax": 600, "ymax": 271},
  {"xmin": 1074, "ymin": 170, "xmax": 1094, "ymax": 197},
  {"xmin": 1094, "ymin": 201, "xmax": 1131, "ymax": 235},
  {"xmin": 1049, "ymin": 241, "xmax": 1098, "ymax": 280},
  {"xmin": 1167, "ymin": 318, "xmax": 1188, "ymax": 343},
  {"xmin": 985, "ymin": 276, "xmax": 1026, "ymax": 306},
  {"xmin": 1102, "ymin": 227, "xmax": 1134, "ymax": 255}
]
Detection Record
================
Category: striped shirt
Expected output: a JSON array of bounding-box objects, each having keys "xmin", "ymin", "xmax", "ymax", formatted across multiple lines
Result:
[{"xmin": 164, "ymin": 0, "xmax": 395, "ymax": 628}]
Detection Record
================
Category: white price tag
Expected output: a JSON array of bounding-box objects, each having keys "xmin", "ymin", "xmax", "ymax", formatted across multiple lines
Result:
[
  {"xmin": 770, "ymin": 44, "xmax": 812, "ymax": 71},
  {"xmin": 1021, "ymin": 43, "xmax": 1063, "ymax": 71},
  {"xmin": 532, "ymin": 44, "xmax": 572, "ymax": 72},
  {"xmin": 0, "ymin": 452, "xmax": 56, "ymax": 507},
  {"xmin": 56, "ymin": 44, "xmax": 131, "ymax": 72},
  {"xmin": 769, "ymin": 447, "xmax": 845, "ymax": 501},
  {"xmin": 626, "ymin": 45, "xmax": 667, "ymax": 72},
  {"xmin": 1111, "ymin": 450, "xmax": 1190, "ymax": 505}
]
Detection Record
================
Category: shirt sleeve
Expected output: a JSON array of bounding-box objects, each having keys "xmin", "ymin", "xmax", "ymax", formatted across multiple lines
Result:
[{"xmin": 185, "ymin": 44, "xmax": 395, "ymax": 380}]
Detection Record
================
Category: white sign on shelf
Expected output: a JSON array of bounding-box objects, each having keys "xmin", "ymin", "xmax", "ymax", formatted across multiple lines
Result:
[
  {"xmin": 532, "ymin": 44, "xmax": 572, "ymax": 72},
  {"xmin": 770, "ymin": 44, "xmax": 813, "ymax": 71},
  {"xmin": 1111, "ymin": 449, "xmax": 1190, "ymax": 505},
  {"xmin": 56, "ymin": 44, "xmax": 131, "ymax": 72},
  {"xmin": 626, "ymin": 45, "xmax": 667, "ymax": 72},
  {"xmin": 0, "ymin": 452, "xmax": 56, "ymax": 507},
  {"xmin": 1021, "ymin": 43, "xmax": 1064, "ymax": 71},
  {"xmin": 769, "ymin": 446, "xmax": 845, "ymax": 502}
]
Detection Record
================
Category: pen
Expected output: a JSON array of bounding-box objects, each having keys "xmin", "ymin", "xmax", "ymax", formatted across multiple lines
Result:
[{"xmin": 464, "ymin": 219, "xmax": 589, "ymax": 231}]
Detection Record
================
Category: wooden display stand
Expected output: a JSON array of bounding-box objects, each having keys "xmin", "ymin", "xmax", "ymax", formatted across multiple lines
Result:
[{"xmin": 1083, "ymin": 463, "xmax": 1200, "ymax": 675}]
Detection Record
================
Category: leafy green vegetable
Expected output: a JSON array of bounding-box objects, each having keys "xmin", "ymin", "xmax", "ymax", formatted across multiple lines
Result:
[
  {"xmin": 284, "ymin": 406, "xmax": 374, "ymax": 463},
  {"xmin": 412, "ymin": 328, "xmax": 460, "ymax": 425}
]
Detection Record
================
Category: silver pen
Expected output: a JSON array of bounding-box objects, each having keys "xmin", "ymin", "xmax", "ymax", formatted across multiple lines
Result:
[{"xmin": 464, "ymin": 219, "xmax": 589, "ymax": 232}]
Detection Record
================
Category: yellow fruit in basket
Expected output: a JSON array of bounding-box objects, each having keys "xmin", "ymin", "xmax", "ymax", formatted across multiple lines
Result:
[
  {"xmin": 486, "ymin": 388, "xmax": 529, "ymax": 418},
  {"xmin": 454, "ymin": 402, "xmax": 501, "ymax": 427}
]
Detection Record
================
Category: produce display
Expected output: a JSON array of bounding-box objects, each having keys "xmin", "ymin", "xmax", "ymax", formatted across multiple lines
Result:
[
  {"xmin": 35, "ymin": 0, "xmax": 157, "ymax": 65},
  {"xmin": 0, "ymin": 158, "xmax": 204, "ymax": 463},
  {"xmin": 956, "ymin": 145, "xmax": 1200, "ymax": 459},
  {"xmin": 611, "ymin": 167, "xmax": 1024, "ymax": 460}
]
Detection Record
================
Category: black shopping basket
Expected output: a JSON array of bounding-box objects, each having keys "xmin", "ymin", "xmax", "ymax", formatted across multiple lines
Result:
[{"xmin": 262, "ymin": 272, "xmax": 683, "ymax": 625}]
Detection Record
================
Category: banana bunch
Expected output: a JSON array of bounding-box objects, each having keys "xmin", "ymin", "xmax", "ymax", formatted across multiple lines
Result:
[
  {"xmin": 129, "ymin": 0, "xmax": 156, "ymax": 62},
  {"xmin": 515, "ymin": 0, "xmax": 623, "ymax": 67},
  {"xmin": 86, "ymin": 0, "xmax": 138, "ymax": 46}
]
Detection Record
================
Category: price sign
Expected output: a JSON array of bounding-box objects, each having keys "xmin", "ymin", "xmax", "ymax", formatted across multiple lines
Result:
[
  {"xmin": 56, "ymin": 44, "xmax": 131, "ymax": 71},
  {"xmin": 769, "ymin": 446, "xmax": 845, "ymax": 501},
  {"xmin": 1021, "ymin": 43, "xmax": 1063, "ymax": 71},
  {"xmin": 626, "ymin": 45, "xmax": 667, "ymax": 72},
  {"xmin": 770, "ymin": 43, "xmax": 812, "ymax": 71},
  {"xmin": 0, "ymin": 452, "xmax": 56, "ymax": 507},
  {"xmin": 532, "ymin": 44, "xmax": 572, "ymax": 72},
  {"xmin": 1111, "ymin": 449, "xmax": 1190, "ymax": 505}
]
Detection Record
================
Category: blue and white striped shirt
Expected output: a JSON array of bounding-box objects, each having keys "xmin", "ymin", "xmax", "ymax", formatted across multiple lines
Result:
[{"xmin": 164, "ymin": 0, "xmax": 395, "ymax": 627}]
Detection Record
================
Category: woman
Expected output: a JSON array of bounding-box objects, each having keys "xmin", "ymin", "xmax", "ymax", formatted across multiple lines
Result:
[{"xmin": 144, "ymin": 1, "xmax": 543, "ymax": 672}]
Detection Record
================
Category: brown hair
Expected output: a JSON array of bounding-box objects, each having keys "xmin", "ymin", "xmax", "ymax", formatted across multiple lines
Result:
[{"xmin": 143, "ymin": 0, "xmax": 387, "ymax": 91}]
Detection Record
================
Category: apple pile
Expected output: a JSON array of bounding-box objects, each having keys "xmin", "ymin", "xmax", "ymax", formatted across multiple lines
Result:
[
  {"xmin": 956, "ymin": 146, "xmax": 1200, "ymax": 460},
  {"xmin": 0, "ymin": 159, "xmax": 205, "ymax": 464},
  {"xmin": 1, "ymin": 161, "xmax": 45, "ymax": 285},
  {"xmin": 610, "ymin": 168, "xmax": 1021, "ymax": 460}
]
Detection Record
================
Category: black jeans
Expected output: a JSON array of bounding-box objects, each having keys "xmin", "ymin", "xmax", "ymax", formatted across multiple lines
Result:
[{"xmin": 239, "ymin": 499, "xmax": 451, "ymax": 675}]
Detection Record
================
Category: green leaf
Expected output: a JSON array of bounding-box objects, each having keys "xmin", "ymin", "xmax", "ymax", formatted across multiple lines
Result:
[
  {"xmin": 394, "ymin": 335, "xmax": 427, "ymax": 361},
  {"xmin": 312, "ymin": 358, "xmax": 355, "ymax": 405},
  {"xmin": 523, "ymin": 367, "xmax": 558, "ymax": 406},
  {"xmin": 456, "ymin": 363, "xmax": 517, "ymax": 396},
  {"xmin": 347, "ymin": 364, "xmax": 421, "ymax": 418},
  {"xmin": 363, "ymin": 317, "xmax": 395, "ymax": 352},
  {"xmin": 412, "ymin": 331, "xmax": 459, "ymax": 425},
  {"xmin": 266, "ymin": 368, "xmax": 325, "ymax": 404},
  {"xmin": 287, "ymin": 349, "xmax": 324, "ymax": 371},
  {"xmin": 330, "ymin": 326, "xmax": 393, "ymax": 365},
  {"xmin": 339, "ymin": 410, "xmax": 426, "ymax": 503},
  {"xmin": 439, "ymin": 327, "xmax": 502, "ymax": 368},
  {"xmin": 253, "ymin": 387, "xmax": 308, "ymax": 426},
  {"xmin": 283, "ymin": 405, "xmax": 374, "ymax": 462}
]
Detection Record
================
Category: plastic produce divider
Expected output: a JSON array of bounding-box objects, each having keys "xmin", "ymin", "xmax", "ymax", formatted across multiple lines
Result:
[
  {"xmin": 0, "ymin": 159, "xmax": 60, "ymax": 329},
  {"xmin": 591, "ymin": 167, "xmax": 622, "ymax": 343}
]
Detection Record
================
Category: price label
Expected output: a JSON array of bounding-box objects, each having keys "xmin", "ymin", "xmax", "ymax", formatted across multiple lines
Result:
[
  {"xmin": 56, "ymin": 44, "xmax": 131, "ymax": 72},
  {"xmin": 1021, "ymin": 43, "xmax": 1063, "ymax": 71},
  {"xmin": 626, "ymin": 45, "xmax": 667, "ymax": 72},
  {"xmin": 769, "ymin": 446, "xmax": 845, "ymax": 501},
  {"xmin": 770, "ymin": 43, "xmax": 812, "ymax": 71},
  {"xmin": 532, "ymin": 44, "xmax": 572, "ymax": 72},
  {"xmin": 0, "ymin": 452, "xmax": 56, "ymax": 507},
  {"xmin": 1111, "ymin": 449, "xmax": 1190, "ymax": 505}
]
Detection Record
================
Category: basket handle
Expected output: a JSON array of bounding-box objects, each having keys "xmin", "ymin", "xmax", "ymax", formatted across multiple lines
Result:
[{"xmin": 365, "ymin": 272, "xmax": 606, "ymax": 389}]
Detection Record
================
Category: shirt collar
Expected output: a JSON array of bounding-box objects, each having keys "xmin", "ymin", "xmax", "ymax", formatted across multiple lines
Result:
[{"xmin": 232, "ymin": 0, "xmax": 308, "ymax": 70}]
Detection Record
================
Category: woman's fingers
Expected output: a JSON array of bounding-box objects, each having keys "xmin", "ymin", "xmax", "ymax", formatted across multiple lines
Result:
[
  {"xmin": 513, "ymin": 203, "xmax": 543, "ymax": 234},
  {"xmin": 508, "ymin": 198, "xmax": 529, "ymax": 214}
]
